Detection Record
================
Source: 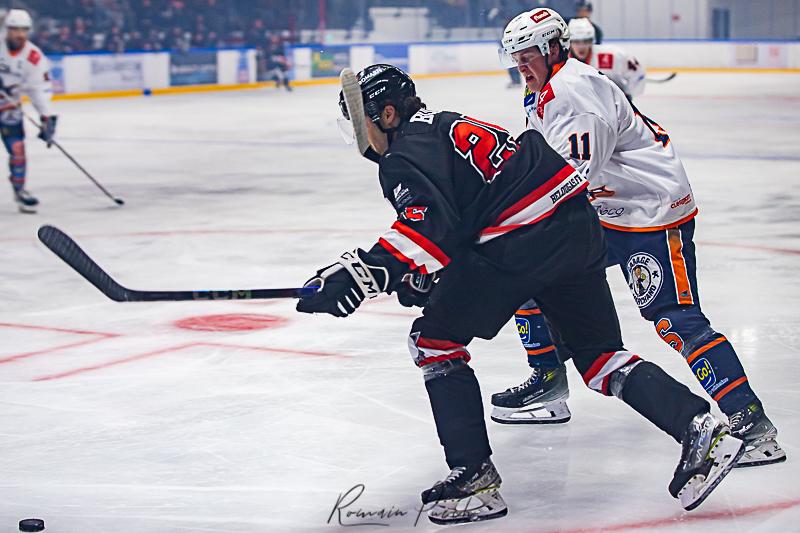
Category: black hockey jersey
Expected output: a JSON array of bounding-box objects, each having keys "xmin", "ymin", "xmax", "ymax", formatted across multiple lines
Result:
[{"xmin": 368, "ymin": 108, "xmax": 587, "ymax": 280}]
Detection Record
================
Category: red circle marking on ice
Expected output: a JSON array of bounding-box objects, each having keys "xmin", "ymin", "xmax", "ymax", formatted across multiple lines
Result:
[{"xmin": 174, "ymin": 313, "xmax": 288, "ymax": 332}]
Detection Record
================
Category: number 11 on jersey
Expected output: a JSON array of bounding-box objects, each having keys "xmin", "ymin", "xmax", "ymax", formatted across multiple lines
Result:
[{"xmin": 568, "ymin": 132, "xmax": 590, "ymax": 160}]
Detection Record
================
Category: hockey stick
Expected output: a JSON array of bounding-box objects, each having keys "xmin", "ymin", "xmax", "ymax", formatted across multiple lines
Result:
[
  {"xmin": 38, "ymin": 225, "xmax": 318, "ymax": 302},
  {"xmin": 340, "ymin": 68, "xmax": 381, "ymax": 163},
  {"xmin": 0, "ymin": 89, "xmax": 125, "ymax": 206},
  {"xmin": 647, "ymin": 72, "xmax": 678, "ymax": 83}
]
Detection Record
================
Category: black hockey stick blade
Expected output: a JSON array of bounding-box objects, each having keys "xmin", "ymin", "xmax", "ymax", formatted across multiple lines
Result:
[
  {"xmin": 38, "ymin": 225, "xmax": 317, "ymax": 302},
  {"xmin": 647, "ymin": 72, "xmax": 677, "ymax": 83}
]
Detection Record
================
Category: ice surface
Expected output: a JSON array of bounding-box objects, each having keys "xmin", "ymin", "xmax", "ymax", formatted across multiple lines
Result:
[{"xmin": 1, "ymin": 72, "xmax": 799, "ymax": 532}]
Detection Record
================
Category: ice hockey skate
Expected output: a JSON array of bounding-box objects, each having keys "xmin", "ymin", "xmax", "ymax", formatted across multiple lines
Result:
[
  {"xmin": 421, "ymin": 459, "xmax": 508, "ymax": 525},
  {"xmin": 491, "ymin": 364, "xmax": 571, "ymax": 424},
  {"xmin": 13, "ymin": 187, "xmax": 38, "ymax": 213},
  {"xmin": 669, "ymin": 412, "xmax": 744, "ymax": 511},
  {"xmin": 729, "ymin": 402, "xmax": 786, "ymax": 467}
]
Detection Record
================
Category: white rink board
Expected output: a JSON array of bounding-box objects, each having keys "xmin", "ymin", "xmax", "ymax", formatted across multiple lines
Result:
[{"xmin": 1, "ymin": 72, "xmax": 799, "ymax": 532}]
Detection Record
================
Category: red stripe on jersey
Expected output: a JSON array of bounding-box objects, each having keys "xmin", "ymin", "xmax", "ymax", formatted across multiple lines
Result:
[
  {"xmin": 494, "ymin": 164, "xmax": 577, "ymax": 224},
  {"xmin": 582, "ymin": 351, "xmax": 616, "ymax": 386},
  {"xmin": 390, "ymin": 221, "xmax": 451, "ymax": 268},
  {"xmin": 417, "ymin": 338, "xmax": 464, "ymax": 351},
  {"xmin": 377, "ymin": 237, "xmax": 428, "ymax": 274},
  {"xmin": 461, "ymin": 115, "xmax": 508, "ymax": 133},
  {"xmin": 480, "ymin": 180, "xmax": 587, "ymax": 239},
  {"xmin": 417, "ymin": 350, "xmax": 471, "ymax": 367}
]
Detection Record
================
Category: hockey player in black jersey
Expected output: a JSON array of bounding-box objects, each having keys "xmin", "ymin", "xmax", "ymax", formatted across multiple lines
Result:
[{"xmin": 296, "ymin": 64, "xmax": 745, "ymax": 524}]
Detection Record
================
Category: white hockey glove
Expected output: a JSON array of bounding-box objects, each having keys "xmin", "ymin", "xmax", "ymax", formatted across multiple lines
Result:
[{"xmin": 296, "ymin": 249, "xmax": 389, "ymax": 317}]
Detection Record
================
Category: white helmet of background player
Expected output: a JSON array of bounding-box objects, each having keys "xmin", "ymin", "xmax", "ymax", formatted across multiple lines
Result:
[
  {"xmin": 499, "ymin": 8, "xmax": 570, "ymax": 68},
  {"xmin": 568, "ymin": 17, "xmax": 595, "ymax": 62},
  {"xmin": 5, "ymin": 9, "xmax": 33, "ymax": 29},
  {"xmin": 568, "ymin": 17, "xmax": 595, "ymax": 43}
]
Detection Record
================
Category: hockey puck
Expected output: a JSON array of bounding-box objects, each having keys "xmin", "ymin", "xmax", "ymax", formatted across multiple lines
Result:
[{"xmin": 19, "ymin": 518, "xmax": 45, "ymax": 532}]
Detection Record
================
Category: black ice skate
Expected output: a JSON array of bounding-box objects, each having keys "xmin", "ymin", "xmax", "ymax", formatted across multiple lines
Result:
[
  {"xmin": 669, "ymin": 412, "xmax": 744, "ymax": 511},
  {"xmin": 729, "ymin": 402, "xmax": 786, "ymax": 467},
  {"xmin": 13, "ymin": 187, "xmax": 38, "ymax": 214},
  {"xmin": 491, "ymin": 364, "xmax": 571, "ymax": 424},
  {"xmin": 421, "ymin": 459, "xmax": 508, "ymax": 525}
]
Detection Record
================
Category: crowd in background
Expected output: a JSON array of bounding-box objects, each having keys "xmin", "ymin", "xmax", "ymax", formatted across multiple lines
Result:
[
  {"xmin": 13, "ymin": 0, "xmax": 586, "ymax": 84},
  {"xmin": 19, "ymin": 1, "xmax": 582, "ymax": 55}
]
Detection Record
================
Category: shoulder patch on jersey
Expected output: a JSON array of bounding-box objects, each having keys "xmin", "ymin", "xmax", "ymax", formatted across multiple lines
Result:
[
  {"xmin": 536, "ymin": 83, "xmax": 555, "ymax": 119},
  {"xmin": 523, "ymin": 86, "xmax": 535, "ymax": 107},
  {"xmin": 27, "ymin": 49, "xmax": 42, "ymax": 66},
  {"xmin": 597, "ymin": 53, "xmax": 613, "ymax": 70}
]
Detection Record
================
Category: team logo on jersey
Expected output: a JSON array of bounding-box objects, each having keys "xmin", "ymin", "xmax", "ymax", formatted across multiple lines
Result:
[
  {"xmin": 691, "ymin": 357, "xmax": 717, "ymax": 393},
  {"xmin": 402, "ymin": 206, "xmax": 427, "ymax": 222},
  {"xmin": 598, "ymin": 53, "xmax": 614, "ymax": 70},
  {"xmin": 626, "ymin": 253, "xmax": 663, "ymax": 308}
]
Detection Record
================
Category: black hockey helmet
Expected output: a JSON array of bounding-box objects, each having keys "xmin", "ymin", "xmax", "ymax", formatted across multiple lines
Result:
[{"xmin": 339, "ymin": 64, "xmax": 416, "ymax": 126}]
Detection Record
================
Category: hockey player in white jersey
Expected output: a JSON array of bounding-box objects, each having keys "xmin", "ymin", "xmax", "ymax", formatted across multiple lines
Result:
[
  {"xmin": 0, "ymin": 9, "xmax": 56, "ymax": 213},
  {"xmin": 492, "ymin": 8, "xmax": 785, "ymax": 469},
  {"xmin": 567, "ymin": 17, "xmax": 645, "ymax": 100}
]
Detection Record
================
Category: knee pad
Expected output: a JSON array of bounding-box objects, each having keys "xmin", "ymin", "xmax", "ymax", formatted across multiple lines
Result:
[{"xmin": 652, "ymin": 305, "xmax": 719, "ymax": 358}]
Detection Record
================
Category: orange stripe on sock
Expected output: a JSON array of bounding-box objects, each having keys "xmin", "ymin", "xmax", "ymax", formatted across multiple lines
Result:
[
  {"xmin": 687, "ymin": 336, "xmax": 728, "ymax": 364},
  {"xmin": 667, "ymin": 228, "xmax": 694, "ymax": 305},
  {"xmin": 516, "ymin": 308, "xmax": 542, "ymax": 315},
  {"xmin": 713, "ymin": 376, "xmax": 748, "ymax": 402},
  {"xmin": 526, "ymin": 346, "xmax": 556, "ymax": 356}
]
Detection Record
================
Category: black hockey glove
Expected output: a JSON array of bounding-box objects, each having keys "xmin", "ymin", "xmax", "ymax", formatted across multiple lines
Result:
[
  {"xmin": 38, "ymin": 115, "xmax": 57, "ymax": 148},
  {"xmin": 394, "ymin": 271, "xmax": 437, "ymax": 308},
  {"xmin": 297, "ymin": 249, "xmax": 389, "ymax": 317}
]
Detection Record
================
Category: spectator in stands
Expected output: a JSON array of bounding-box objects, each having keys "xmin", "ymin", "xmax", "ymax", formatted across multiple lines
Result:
[
  {"xmin": 105, "ymin": 25, "xmax": 125, "ymax": 52},
  {"xmin": 72, "ymin": 17, "xmax": 93, "ymax": 51}
]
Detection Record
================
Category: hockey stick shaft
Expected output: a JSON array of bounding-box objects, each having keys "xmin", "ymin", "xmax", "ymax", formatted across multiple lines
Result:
[
  {"xmin": 24, "ymin": 114, "xmax": 125, "ymax": 206},
  {"xmin": 0, "ymin": 88, "xmax": 124, "ymax": 205},
  {"xmin": 646, "ymin": 72, "xmax": 677, "ymax": 83},
  {"xmin": 38, "ymin": 225, "xmax": 317, "ymax": 302},
  {"xmin": 340, "ymin": 68, "xmax": 381, "ymax": 163}
]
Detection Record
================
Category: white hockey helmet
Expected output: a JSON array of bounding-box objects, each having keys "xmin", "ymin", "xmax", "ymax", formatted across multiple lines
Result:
[
  {"xmin": 5, "ymin": 9, "xmax": 33, "ymax": 29},
  {"xmin": 500, "ymin": 8, "xmax": 570, "ymax": 67},
  {"xmin": 568, "ymin": 17, "xmax": 595, "ymax": 43}
]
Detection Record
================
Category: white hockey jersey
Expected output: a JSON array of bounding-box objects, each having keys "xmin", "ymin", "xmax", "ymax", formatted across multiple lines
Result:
[
  {"xmin": 580, "ymin": 43, "xmax": 646, "ymax": 99},
  {"xmin": 0, "ymin": 33, "xmax": 52, "ymax": 120},
  {"xmin": 523, "ymin": 58, "xmax": 696, "ymax": 232}
]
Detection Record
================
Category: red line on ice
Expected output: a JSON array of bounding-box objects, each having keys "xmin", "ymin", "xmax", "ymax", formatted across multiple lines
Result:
[
  {"xmin": 532, "ymin": 497, "xmax": 800, "ymax": 533},
  {"xmin": 0, "ymin": 322, "xmax": 119, "ymax": 364},
  {"xmin": 31, "ymin": 341, "xmax": 349, "ymax": 382}
]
